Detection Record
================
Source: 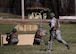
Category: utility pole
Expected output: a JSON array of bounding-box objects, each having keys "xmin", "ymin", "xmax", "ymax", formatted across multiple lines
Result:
[
  {"xmin": 21, "ymin": 0, "xmax": 24, "ymax": 21},
  {"xmin": 75, "ymin": 0, "xmax": 76, "ymax": 15}
]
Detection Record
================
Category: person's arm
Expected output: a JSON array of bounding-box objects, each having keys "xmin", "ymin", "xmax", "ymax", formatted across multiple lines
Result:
[
  {"xmin": 49, "ymin": 20, "xmax": 56, "ymax": 31},
  {"xmin": 6, "ymin": 32, "xmax": 11, "ymax": 41}
]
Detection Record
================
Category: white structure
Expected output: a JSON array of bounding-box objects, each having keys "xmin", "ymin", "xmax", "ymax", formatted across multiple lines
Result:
[
  {"xmin": 0, "ymin": 34, "xmax": 35, "ymax": 46},
  {"xmin": 28, "ymin": 12, "xmax": 42, "ymax": 19},
  {"xmin": 59, "ymin": 16, "xmax": 76, "ymax": 19},
  {"xmin": 28, "ymin": 12, "xmax": 35, "ymax": 19},
  {"xmin": 43, "ymin": 13, "xmax": 47, "ymax": 19},
  {"xmin": 34, "ymin": 12, "xmax": 42, "ymax": 19},
  {"xmin": 15, "ymin": 24, "xmax": 38, "ymax": 31}
]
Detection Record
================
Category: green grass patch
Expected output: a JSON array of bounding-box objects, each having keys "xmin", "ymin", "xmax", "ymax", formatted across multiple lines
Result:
[
  {"xmin": 0, "ymin": 24, "xmax": 16, "ymax": 34},
  {"xmin": 0, "ymin": 13, "xmax": 28, "ymax": 19}
]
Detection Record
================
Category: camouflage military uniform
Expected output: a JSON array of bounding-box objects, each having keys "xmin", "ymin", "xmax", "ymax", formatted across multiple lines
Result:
[
  {"xmin": 47, "ymin": 13, "xmax": 70, "ymax": 51},
  {"xmin": 33, "ymin": 25, "xmax": 47, "ymax": 45},
  {"xmin": 6, "ymin": 28, "xmax": 18, "ymax": 45}
]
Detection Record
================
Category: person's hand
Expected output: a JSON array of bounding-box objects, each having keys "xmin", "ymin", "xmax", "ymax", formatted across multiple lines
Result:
[{"xmin": 53, "ymin": 27, "xmax": 57, "ymax": 31}]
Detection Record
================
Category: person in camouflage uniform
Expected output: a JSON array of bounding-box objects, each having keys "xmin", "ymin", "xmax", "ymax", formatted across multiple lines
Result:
[
  {"xmin": 33, "ymin": 24, "xmax": 47, "ymax": 45},
  {"xmin": 47, "ymin": 12, "xmax": 70, "ymax": 51},
  {"xmin": 6, "ymin": 28, "xmax": 19, "ymax": 45}
]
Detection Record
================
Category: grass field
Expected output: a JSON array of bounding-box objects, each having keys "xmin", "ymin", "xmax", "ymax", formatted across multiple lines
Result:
[
  {"xmin": 0, "ymin": 13, "xmax": 28, "ymax": 19},
  {"xmin": 0, "ymin": 24, "xmax": 76, "ymax": 54}
]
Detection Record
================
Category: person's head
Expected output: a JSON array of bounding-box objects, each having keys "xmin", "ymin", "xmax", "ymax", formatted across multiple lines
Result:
[
  {"xmin": 12, "ymin": 28, "xmax": 17, "ymax": 33},
  {"xmin": 38, "ymin": 24, "xmax": 43, "ymax": 30},
  {"xmin": 49, "ymin": 12, "xmax": 55, "ymax": 18}
]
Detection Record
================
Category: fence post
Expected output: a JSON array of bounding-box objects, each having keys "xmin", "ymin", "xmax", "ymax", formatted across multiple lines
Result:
[{"xmin": 0, "ymin": 34, "xmax": 3, "ymax": 46}]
